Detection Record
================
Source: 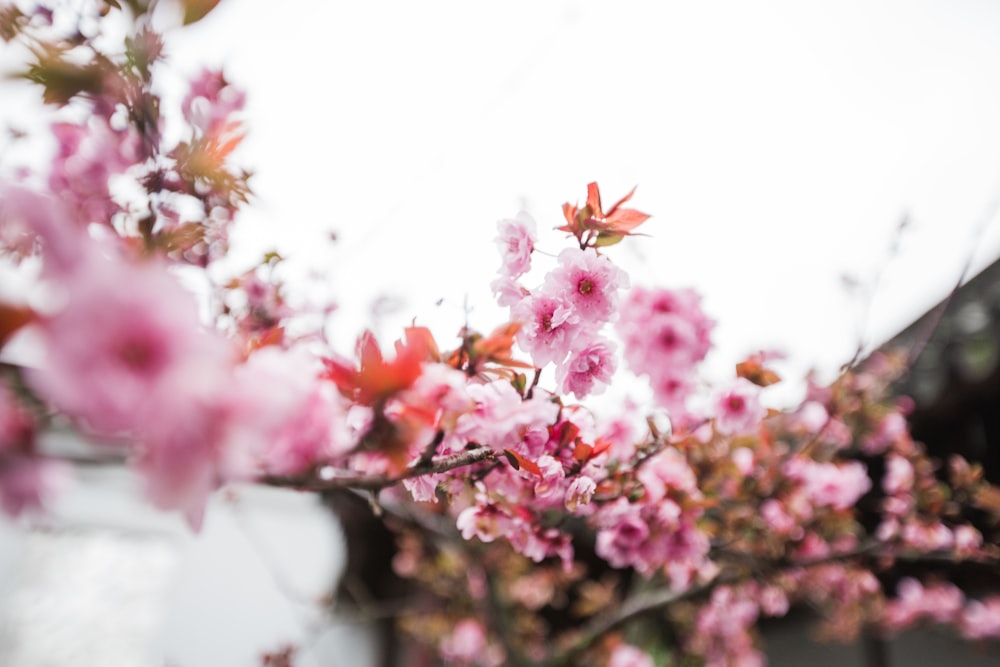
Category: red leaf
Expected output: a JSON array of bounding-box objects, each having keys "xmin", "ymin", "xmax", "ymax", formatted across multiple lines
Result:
[
  {"xmin": 603, "ymin": 185, "xmax": 637, "ymax": 217},
  {"xmin": 398, "ymin": 326, "xmax": 441, "ymax": 363},
  {"xmin": 736, "ymin": 353, "xmax": 782, "ymax": 387},
  {"xmin": 322, "ymin": 330, "xmax": 424, "ymax": 405},
  {"xmin": 558, "ymin": 182, "xmax": 651, "ymax": 245},
  {"xmin": 503, "ymin": 449, "xmax": 542, "ymax": 477},
  {"xmin": 605, "ymin": 208, "xmax": 650, "ymax": 233},
  {"xmin": 585, "ymin": 182, "xmax": 603, "ymax": 214}
]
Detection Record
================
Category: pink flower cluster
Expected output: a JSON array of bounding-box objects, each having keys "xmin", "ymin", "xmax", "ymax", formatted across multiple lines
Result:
[
  {"xmin": 616, "ymin": 286, "xmax": 714, "ymax": 424},
  {"xmin": 493, "ymin": 215, "xmax": 627, "ymax": 399},
  {"xmin": 19, "ymin": 221, "xmax": 354, "ymax": 527},
  {"xmin": 883, "ymin": 578, "xmax": 1000, "ymax": 641},
  {"xmin": 883, "ymin": 578, "xmax": 965, "ymax": 633},
  {"xmin": 783, "ymin": 458, "xmax": 871, "ymax": 511},
  {"xmin": 689, "ymin": 585, "xmax": 764, "ymax": 667},
  {"xmin": 594, "ymin": 448, "xmax": 710, "ymax": 585}
]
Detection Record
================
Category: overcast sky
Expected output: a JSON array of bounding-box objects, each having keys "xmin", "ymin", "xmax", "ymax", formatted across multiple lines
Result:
[{"xmin": 7, "ymin": 0, "xmax": 1000, "ymax": 397}]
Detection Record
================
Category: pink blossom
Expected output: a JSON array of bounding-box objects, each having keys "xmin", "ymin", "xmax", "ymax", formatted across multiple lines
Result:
[
  {"xmin": 30, "ymin": 256, "xmax": 235, "ymax": 435},
  {"xmin": 136, "ymin": 380, "xmax": 229, "ymax": 530},
  {"xmin": 398, "ymin": 362, "xmax": 474, "ymax": 434},
  {"xmin": 0, "ymin": 458, "xmax": 67, "ymax": 517},
  {"xmin": 632, "ymin": 312, "xmax": 700, "ymax": 370},
  {"xmin": 689, "ymin": 586, "xmax": 762, "ymax": 667},
  {"xmin": 761, "ymin": 499, "xmax": 801, "ymax": 537},
  {"xmin": 595, "ymin": 503, "xmax": 650, "ymax": 569},
  {"xmin": 564, "ymin": 475, "xmax": 596, "ymax": 513},
  {"xmin": 652, "ymin": 519, "xmax": 711, "ymax": 585},
  {"xmin": 0, "ymin": 186, "xmax": 86, "ymax": 276},
  {"xmin": 649, "ymin": 372, "xmax": 694, "ymax": 422},
  {"xmin": 182, "ymin": 69, "xmax": 246, "ymax": 137},
  {"xmin": 618, "ymin": 286, "xmax": 713, "ymax": 370},
  {"xmin": 439, "ymin": 618, "xmax": 487, "ymax": 666},
  {"xmin": 0, "ymin": 383, "xmax": 34, "ymax": 455},
  {"xmin": 494, "ymin": 211, "xmax": 537, "ymax": 279},
  {"xmin": 456, "ymin": 500, "xmax": 512, "ymax": 543},
  {"xmin": 453, "ymin": 380, "xmax": 558, "ymax": 457},
  {"xmin": 637, "ymin": 447, "xmax": 698, "ymax": 502},
  {"xmin": 513, "ymin": 293, "xmax": 581, "ymax": 367},
  {"xmin": 759, "ymin": 585, "xmax": 790, "ymax": 617},
  {"xmin": 901, "ymin": 520, "xmax": 954, "ymax": 551},
  {"xmin": 227, "ymin": 348, "xmax": 355, "ymax": 476},
  {"xmin": 732, "ymin": 447, "xmax": 754, "ymax": 475},
  {"xmin": 793, "ymin": 400, "xmax": 829, "ymax": 434},
  {"xmin": 403, "ymin": 473, "xmax": 445, "ymax": 503},
  {"xmin": 884, "ymin": 578, "xmax": 965, "ymax": 632},
  {"xmin": 490, "ymin": 274, "xmax": 526, "ymax": 308},
  {"xmin": 961, "ymin": 597, "xmax": 1000, "ymax": 640},
  {"xmin": 616, "ymin": 286, "xmax": 714, "ymax": 423},
  {"xmin": 556, "ymin": 336, "xmax": 617, "ymax": 398},
  {"xmin": 543, "ymin": 247, "xmax": 628, "ymax": 324},
  {"xmin": 517, "ymin": 525, "xmax": 574, "ymax": 571},
  {"xmin": 608, "ymin": 644, "xmax": 654, "ymax": 667},
  {"xmin": 883, "ymin": 454, "xmax": 914, "ymax": 495},
  {"xmin": 48, "ymin": 119, "xmax": 140, "ymax": 226},
  {"xmin": 954, "ymin": 525, "xmax": 983, "ymax": 555},
  {"xmin": 786, "ymin": 458, "xmax": 871, "ymax": 511},
  {"xmin": 713, "ymin": 378, "xmax": 766, "ymax": 436},
  {"xmin": 861, "ymin": 411, "xmax": 908, "ymax": 455}
]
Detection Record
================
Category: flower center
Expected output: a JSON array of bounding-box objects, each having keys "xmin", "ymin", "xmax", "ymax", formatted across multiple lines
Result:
[
  {"xmin": 119, "ymin": 339, "xmax": 156, "ymax": 371},
  {"xmin": 578, "ymin": 278, "xmax": 594, "ymax": 295}
]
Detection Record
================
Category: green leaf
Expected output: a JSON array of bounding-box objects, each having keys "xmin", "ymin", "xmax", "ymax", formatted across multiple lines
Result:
[{"xmin": 593, "ymin": 232, "xmax": 625, "ymax": 247}]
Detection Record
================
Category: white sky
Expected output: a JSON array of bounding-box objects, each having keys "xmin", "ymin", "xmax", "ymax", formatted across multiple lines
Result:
[{"xmin": 8, "ymin": 0, "xmax": 1000, "ymax": 395}]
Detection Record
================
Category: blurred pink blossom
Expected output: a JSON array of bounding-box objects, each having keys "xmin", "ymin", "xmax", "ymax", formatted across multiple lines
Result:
[
  {"xmin": 494, "ymin": 211, "xmax": 537, "ymax": 279},
  {"xmin": 608, "ymin": 644, "xmax": 654, "ymax": 667}
]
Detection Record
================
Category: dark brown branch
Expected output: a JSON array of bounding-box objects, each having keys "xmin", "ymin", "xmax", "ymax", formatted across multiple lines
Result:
[
  {"xmin": 414, "ymin": 430, "xmax": 445, "ymax": 469},
  {"xmin": 262, "ymin": 445, "xmax": 497, "ymax": 493}
]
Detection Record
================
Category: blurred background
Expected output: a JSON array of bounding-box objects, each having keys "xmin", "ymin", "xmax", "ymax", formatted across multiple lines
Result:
[{"xmin": 3, "ymin": 0, "xmax": 1000, "ymax": 665}]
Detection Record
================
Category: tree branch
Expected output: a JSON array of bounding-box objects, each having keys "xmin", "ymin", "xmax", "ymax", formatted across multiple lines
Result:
[{"xmin": 262, "ymin": 445, "xmax": 498, "ymax": 493}]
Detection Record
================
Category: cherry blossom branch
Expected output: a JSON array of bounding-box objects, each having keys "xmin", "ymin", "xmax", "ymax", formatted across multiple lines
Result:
[
  {"xmin": 547, "ymin": 576, "xmax": 723, "ymax": 665},
  {"xmin": 262, "ymin": 445, "xmax": 498, "ymax": 493},
  {"xmin": 549, "ymin": 540, "xmax": 887, "ymax": 664}
]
